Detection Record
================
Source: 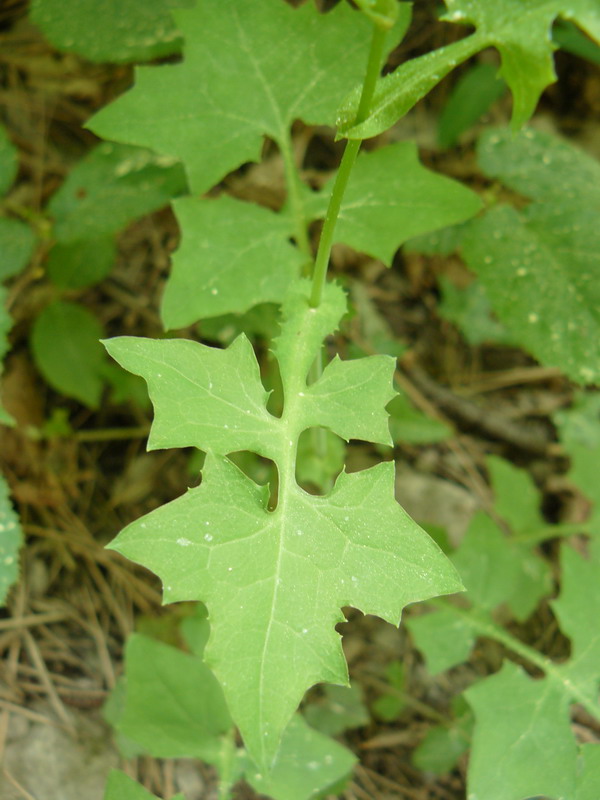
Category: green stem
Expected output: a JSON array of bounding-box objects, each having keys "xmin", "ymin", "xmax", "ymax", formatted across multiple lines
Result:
[
  {"xmin": 279, "ymin": 130, "xmax": 312, "ymax": 262},
  {"xmin": 25, "ymin": 425, "xmax": 151, "ymax": 442},
  {"xmin": 433, "ymin": 600, "xmax": 600, "ymax": 725},
  {"xmin": 309, "ymin": 23, "xmax": 388, "ymax": 308},
  {"xmin": 512, "ymin": 522, "xmax": 591, "ymax": 545},
  {"xmin": 216, "ymin": 730, "xmax": 238, "ymax": 800},
  {"xmin": 308, "ymin": 349, "xmax": 334, "ymax": 491}
]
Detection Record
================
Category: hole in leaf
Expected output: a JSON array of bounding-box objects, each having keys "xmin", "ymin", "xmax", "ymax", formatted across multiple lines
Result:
[
  {"xmin": 187, "ymin": 448, "xmax": 205, "ymax": 487},
  {"xmin": 196, "ymin": 303, "xmax": 281, "ymax": 348},
  {"xmin": 295, "ymin": 427, "xmax": 345, "ymax": 495},
  {"xmin": 264, "ymin": 353, "xmax": 283, "ymax": 418},
  {"xmin": 227, "ymin": 450, "xmax": 275, "ymax": 487},
  {"xmin": 226, "ymin": 451, "xmax": 279, "ymax": 511},
  {"xmin": 344, "ymin": 440, "xmax": 388, "ymax": 474},
  {"xmin": 335, "ymin": 607, "xmax": 362, "ymax": 639}
]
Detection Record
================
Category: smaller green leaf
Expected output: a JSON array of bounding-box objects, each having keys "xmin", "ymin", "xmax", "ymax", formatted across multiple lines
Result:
[
  {"xmin": 452, "ymin": 513, "xmax": 518, "ymax": 611},
  {"xmin": 46, "ymin": 237, "xmax": 116, "ymax": 289},
  {"xmin": 407, "ymin": 606, "xmax": 476, "ymax": 674},
  {"xmin": 31, "ymin": 301, "xmax": 106, "ymax": 407},
  {"xmin": 0, "ymin": 217, "xmax": 36, "ymax": 281},
  {"xmin": 463, "ymin": 535, "xmax": 600, "ymax": 800},
  {"xmin": 371, "ymin": 660, "xmax": 405, "ymax": 721},
  {"xmin": 180, "ymin": 603, "xmax": 211, "ymax": 657},
  {"xmin": 551, "ymin": 538, "xmax": 600, "ymax": 703},
  {"xmin": 461, "ymin": 203, "xmax": 600, "ymax": 385},
  {"xmin": 48, "ymin": 142, "xmax": 186, "ymax": 243},
  {"xmin": 89, "ymin": 0, "xmax": 380, "ymax": 193},
  {"xmin": 554, "ymin": 19, "xmax": 600, "ymax": 65},
  {"xmin": 413, "ymin": 697, "xmax": 473, "ymax": 775},
  {"xmin": 337, "ymin": 34, "xmax": 483, "ymax": 139},
  {"xmin": 116, "ymin": 633, "xmax": 232, "ymax": 762},
  {"xmin": 0, "ymin": 475, "xmax": 22, "ymax": 605},
  {"xmin": 439, "ymin": 0, "xmax": 559, "ymax": 130},
  {"xmin": 554, "ymin": 393, "xmax": 600, "ymax": 529},
  {"xmin": 104, "ymin": 770, "xmax": 185, "ymax": 800},
  {"xmin": 198, "ymin": 303, "xmax": 281, "ymax": 347},
  {"xmin": 477, "ymin": 126, "xmax": 600, "ymax": 205},
  {"xmin": 452, "ymin": 511, "xmax": 551, "ymax": 620},
  {"xmin": 487, "ymin": 455, "xmax": 543, "ymax": 534},
  {"xmin": 437, "ymin": 276, "xmax": 513, "ymax": 346},
  {"xmin": 387, "ymin": 392, "xmax": 452, "ymax": 444},
  {"xmin": 31, "ymin": 0, "xmax": 183, "ymax": 64},
  {"xmin": 246, "ymin": 714, "xmax": 356, "ymax": 800},
  {"xmin": 304, "ymin": 684, "xmax": 369, "ymax": 735},
  {"xmin": 112, "ymin": 620, "xmax": 356, "ymax": 800},
  {"xmin": 404, "ymin": 222, "xmax": 467, "ymax": 257},
  {"xmin": 340, "ymin": 0, "xmax": 600, "ymax": 138},
  {"xmin": 555, "ymin": 392, "xmax": 600, "ymax": 449},
  {"xmin": 438, "ymin": 62, "xmax": 506, "ymax": 149},
  {"xmin": 414, "ymin": 725, "xmax": 469, "ymax": 775},
  {"xmin": 103, "ymin": 678, "xmax": 145, "ymax": 759},
  {"xmin": 0, "ymin": 124, "xmax": 18, "ymax": 196},
  {"xmin": 162, "ymin": 195, "xmax": 303, "ymax": 328},
  {"xmin": 465, "ymin": 662, "xmax": 576, "ymax": 800},
  {"xmin": 306, "ymin": 142, "xmax": 482, "ymax": 264}
]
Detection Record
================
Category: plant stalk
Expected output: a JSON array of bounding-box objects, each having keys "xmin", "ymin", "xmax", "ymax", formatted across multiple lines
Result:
[
  {"xmin": 216, "ymin": 730, "xmax": 238, "ymax": 800},
  {"xmin": 433, "ymin": 600, "xmax": 600, "ymax": 725},
  {"xmin": 278, "ymin": 130, "xmax": 312, "ymax": 261},
  {"xmin": 309, "ymin": 23, "xmax": 387, "ymax": 308}
]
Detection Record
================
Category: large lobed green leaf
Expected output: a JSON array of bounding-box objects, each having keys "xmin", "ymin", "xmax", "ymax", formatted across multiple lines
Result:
[
  {"xmin": 338, "ymin": 0, "xmax": 600, "ymax": 138},
  {"xmin": 89, "ymin": 0, "xmax": 388, "ymax": 194},
  {"xmin": 104, "ymin": 280, "xmax": 462, "ymax": 768},
  {"xmin": 462, "ymin": 127, "xmax": 600, "ymax": 385}
]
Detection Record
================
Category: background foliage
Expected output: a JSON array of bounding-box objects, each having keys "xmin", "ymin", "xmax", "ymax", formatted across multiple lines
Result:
[{"xmin": 1, "ymin": 1, "xmax": 600, "ymax": 798}]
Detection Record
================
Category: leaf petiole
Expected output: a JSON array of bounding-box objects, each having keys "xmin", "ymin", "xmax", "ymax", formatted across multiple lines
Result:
[{"xmin": 432, "ymin": 599, "xmax": 600, "ymax": 726}]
